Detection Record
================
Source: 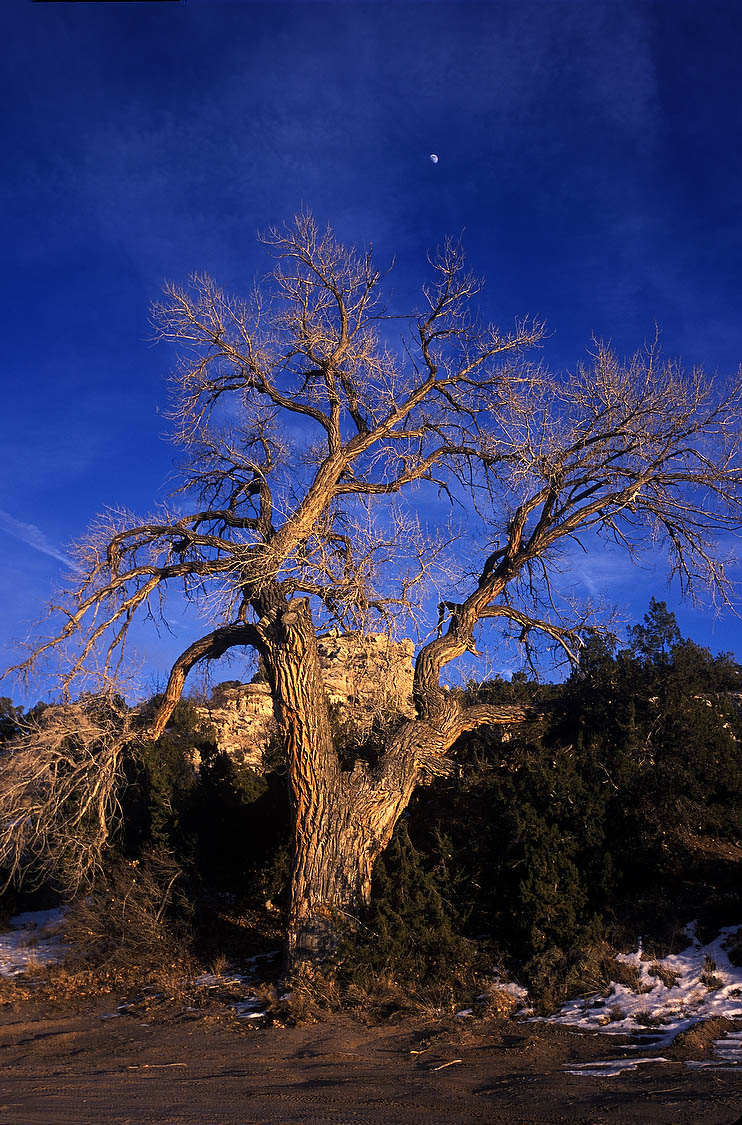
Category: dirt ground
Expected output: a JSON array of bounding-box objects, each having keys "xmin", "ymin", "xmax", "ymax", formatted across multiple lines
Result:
[{"xmin": 0, "ymin": 996, "xmax": 740, "ymax": 1125}]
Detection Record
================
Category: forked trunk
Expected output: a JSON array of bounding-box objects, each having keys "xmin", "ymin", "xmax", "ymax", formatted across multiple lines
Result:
[
  {"xmin": 283, "ymin": 724, "xmax": 443, "ymax": 962},
  {"xmin": 257, "ymin": 596, "xmax": 519, "ymax": 965},
  {"xmin": 285, "ymin": 748, "xmax": 425, "ymax": 961},
  {"xmin": 259, "ymin": 599, "xmax": 428, "ymax": 964}
]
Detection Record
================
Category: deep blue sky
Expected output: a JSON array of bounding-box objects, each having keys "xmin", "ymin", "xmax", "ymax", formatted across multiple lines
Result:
[{"xmin": 1, "ymin": 0, "xmax": 741, "ymax": 703}]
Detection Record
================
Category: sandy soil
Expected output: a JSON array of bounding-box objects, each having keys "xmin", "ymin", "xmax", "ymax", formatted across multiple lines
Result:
[{"xmin": 0, "ymin": 996, "xmax": 740, "ymax": 1125}]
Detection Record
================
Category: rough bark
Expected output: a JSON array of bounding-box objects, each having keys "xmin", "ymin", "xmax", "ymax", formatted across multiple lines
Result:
[
  {"xmin": 255, "ymin": 598, "xmax": 347, "ymax": 960},
  {"xmin": 254, "ymin": 598, "xmax": 545, "ymax": 964}
]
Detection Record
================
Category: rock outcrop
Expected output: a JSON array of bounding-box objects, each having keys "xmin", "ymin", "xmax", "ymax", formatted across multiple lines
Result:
[{"xmin": 194, "ymin": 632, "xmax": 415, "ymax": 770}]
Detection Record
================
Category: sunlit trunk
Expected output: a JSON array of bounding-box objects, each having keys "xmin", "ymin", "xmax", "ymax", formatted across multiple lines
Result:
[
  {"xmin": 259, "ymin": 599, "xmax": 353, "ymax": 959},
  {"xmin": 258, "ymin": 597, "xmax": 466, "ymax": 964}
]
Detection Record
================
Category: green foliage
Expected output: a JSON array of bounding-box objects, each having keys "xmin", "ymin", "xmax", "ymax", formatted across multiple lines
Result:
[
  {"xmin": 568, "ymin": 605, "xmax": 742, "ymax": 872},
  {"xmin": 348, "ymin": 823, "xmax": 474, "ymax": 981},
  {"xmin": 337, "ymin": 820, "xmax": 476, "ymax": 998},
  {"xmin": 374, "ymin": 602, "xmax": 742, "ymax": 1003},
  {"xmin": 0, "ymin": 698, "xmax": 23, "ymax": 743},
  {"xmin": 119, "ymin": 700, "xmax": 204, "ymax": 861},
  {"xmin": 191, "ymin": 740, "xmax": 291, "ymax": 900},
  {"xmin": 119, "ymin": 694, "xmax": 291, "ymax": 907},
  {"xmin": 629, "ymin": 596, "xmax": 682, "ymax": 664},
  {"xmin": 402, "ymin": 722, "xmax": 609, "ymax": 994}
]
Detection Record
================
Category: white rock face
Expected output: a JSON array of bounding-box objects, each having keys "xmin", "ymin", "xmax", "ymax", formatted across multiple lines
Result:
[
  {"xmin": 316, "ymin": 632, "xmax": 415, "ymax": 716},
  {"xmin": 194, "ymin": 632, "xmax": 415, "ymax": 770},
  {"xmin": 196, "ymin": 681, "xmax": 275, "ymax": 770}
]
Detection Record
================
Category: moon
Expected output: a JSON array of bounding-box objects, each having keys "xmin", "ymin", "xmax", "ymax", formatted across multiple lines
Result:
[{"xmin": 429, "ymin": 153, "xmax": 439, "ymax": 164}]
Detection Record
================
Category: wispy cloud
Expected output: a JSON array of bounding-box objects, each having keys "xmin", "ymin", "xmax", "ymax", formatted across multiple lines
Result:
[{"xmin": 0, "ymin": 510, "xmax": 80, "ymax": 574}]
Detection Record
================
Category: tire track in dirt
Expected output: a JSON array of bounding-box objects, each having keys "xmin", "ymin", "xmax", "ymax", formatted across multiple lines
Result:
[{"xmin": 0, "ymin": 1000, "xmax": 740, "ymax": 1124}]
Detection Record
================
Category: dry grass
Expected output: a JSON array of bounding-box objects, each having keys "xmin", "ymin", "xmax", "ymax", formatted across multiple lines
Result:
[
  {"xmin": 475, "ymin": 982, "xmax": 522, "ymax": 1019},
  {"xmin": 254, "ymin": 956, "xmax": 514, "ymax": 1028},
  {"xmin": 63, "ymin": 851, "xmax": 194, "ymax": 977},
  {"xmin": 669, "ymin": 1017, "xmax": 737, "ymax": 1060},
  {"xmin": 699, "ymin": 954, "xmax": 723, "ymax": 990},
  {"xmin": 0, "ymin": 929, "xmax": 201, "ymax": 1014},
  {"xmin": 647, "ymin": 962, "xmax": 682, "ymax": 988}
]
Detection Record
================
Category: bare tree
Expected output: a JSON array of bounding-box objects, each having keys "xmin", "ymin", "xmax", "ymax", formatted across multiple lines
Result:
[{"xmin": 5, "ymin": 213, "xmax": 742, "ymax": 960}]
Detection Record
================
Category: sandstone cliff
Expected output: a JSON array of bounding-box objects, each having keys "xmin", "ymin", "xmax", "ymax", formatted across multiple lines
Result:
[{"xmin": 194, "ymin": 632, "xmax": 415, "ymax": 770}]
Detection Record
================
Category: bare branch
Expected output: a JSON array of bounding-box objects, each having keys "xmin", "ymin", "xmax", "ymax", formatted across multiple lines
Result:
[
  {"xmin": 0, "ymin": 697, "xmax": 132, "ymax": 894},
  {"xmin": 147, "ymin": 622, "xmax": 260, "ymax": 740},
  {"xmin": 5, "ymin": 215, "xmax": 741, "ymax": 954}
]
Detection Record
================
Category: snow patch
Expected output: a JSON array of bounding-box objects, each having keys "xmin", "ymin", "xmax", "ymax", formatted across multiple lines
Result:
[
  {"xmin": 489, "ymin": 978, "xmax": 529, "ymax": 1003},
  {"xmin": 685, "ymin": 1028, "xmax": 742, "ymax": 1070},
  {"xmin": 541, "ymin": 924, "xmax": 742, "ymax": 1051},
  {"xmin": 566, "ymin": 1056, "xmax": 670, "ymax": 1078},
  {"xmin": 0, "ymin": 908, "xmax": 70, "ymax": 977},
  {"xmin": 230, "ymin": 996, "xmax": 267, "ymax": 1020}
]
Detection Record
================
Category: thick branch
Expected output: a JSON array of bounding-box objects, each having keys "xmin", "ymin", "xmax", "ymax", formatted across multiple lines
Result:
[{"xmin": 147, "ymin": 622, "xmax": 261, "ymax": 740}]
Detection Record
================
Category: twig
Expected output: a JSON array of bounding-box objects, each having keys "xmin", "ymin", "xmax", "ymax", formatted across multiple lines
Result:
[
  {"xmin": 127, "ymin": 1063, "xmax": 188, "ymax": 1070},
  {"xmin": 431, "ymin": 1059, "xmax": 463, "ymax": 1071}
]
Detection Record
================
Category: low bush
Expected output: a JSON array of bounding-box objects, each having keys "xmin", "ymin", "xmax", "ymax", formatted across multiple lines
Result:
[
  {"xmin": 335, "ymin": 821, "xmax": 477, "ymax": 1000},
  {"xmin": 63, "ymin": 848, "xmax": 197, "ymax": 982}
]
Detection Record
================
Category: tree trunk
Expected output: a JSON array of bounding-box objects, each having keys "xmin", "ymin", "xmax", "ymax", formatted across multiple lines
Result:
[
  {"xmin": 286, "ymin": 779, "xmax": 377, "ymax": 960},
  {"xmin": 258, "ymin": 598, "xmax": 535, "ymax": 966},
  {"xmin": 284, "ymin": 749, "xmax": 429, "ymax": 962},
  {"xmin": 257, "ymin": 599, "xmax": 355, "ymax": 961},
  {"xmin": 257, "ymin": 599, "xmax": 431, "ymax": 964}
]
